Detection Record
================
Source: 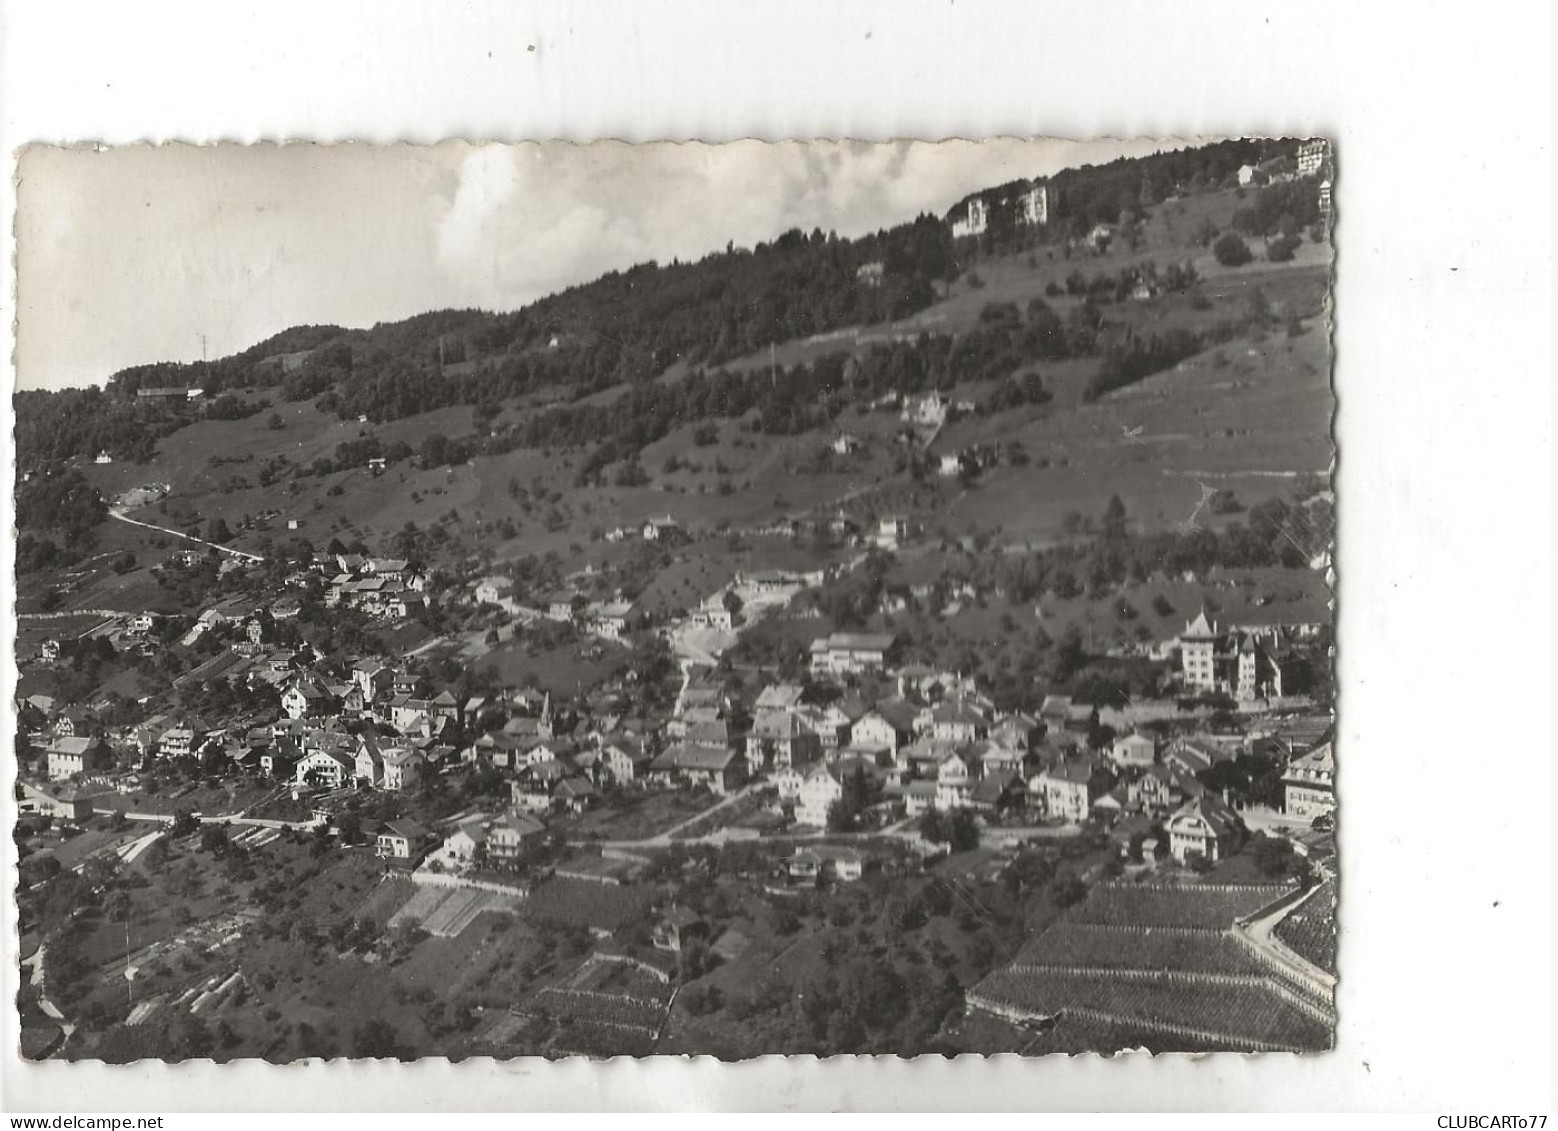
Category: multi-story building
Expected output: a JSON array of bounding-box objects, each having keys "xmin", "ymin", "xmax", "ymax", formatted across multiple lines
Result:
[
  {"xmin": 796, "ymin": 765, "xmax": 844, "ymax": 827},
  {"xmin": 809, "ymin": 633, "xmax": 897, "ymax": 677},
  {"xmin": 1179, "ymin": 609, "xmax": 1224, "ymax": 692},
  {"xmin": 1283, "ymin": 740, "xmax": 1335, "ymax": 820},
  {"xmin": 1296, "ymin": 139, "xmax": 1330, "ymax": 178}
]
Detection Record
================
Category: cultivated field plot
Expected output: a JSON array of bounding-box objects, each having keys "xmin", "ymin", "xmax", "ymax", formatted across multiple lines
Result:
[
  {"xmin": 522, "ymin": 877, "xmax": 656, "ymax": 931},
  {"xmin": 348, "ymin": 877, "xmax": 416, "ymax": 927},
  {"xmin": 531, "ymin": 954, "xmax": 675, "ymax": 1056},
  {"xmin": 386, "ymin": 883, "xmax": 525, "ymax": 938}
]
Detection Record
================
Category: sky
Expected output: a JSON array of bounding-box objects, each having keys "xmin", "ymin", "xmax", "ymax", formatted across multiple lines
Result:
[{"xmin": 14, "ymin": 138, "xmax": 1171, "ymax": 391}]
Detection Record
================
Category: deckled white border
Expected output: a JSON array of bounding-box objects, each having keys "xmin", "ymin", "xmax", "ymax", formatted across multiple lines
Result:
[{"xmin": 2, "ymin": 0, "xmax": 1551, "ymax": 1114}]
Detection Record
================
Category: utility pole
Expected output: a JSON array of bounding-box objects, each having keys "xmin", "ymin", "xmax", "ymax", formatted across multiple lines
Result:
[{"xmin": 200, "ymin": 333, "xmax": 208, "ymax": 363}]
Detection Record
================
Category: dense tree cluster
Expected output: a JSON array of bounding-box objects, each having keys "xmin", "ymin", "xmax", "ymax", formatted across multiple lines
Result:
[{"xmin": 14, "ymin": 468, "xmax": 107, "ymax": 568}]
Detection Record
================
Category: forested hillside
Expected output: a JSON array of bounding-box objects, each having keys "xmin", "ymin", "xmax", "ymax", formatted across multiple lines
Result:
[{"xmin": 15, "ymin": 138, "xmax": 1326, "ymax": 477}]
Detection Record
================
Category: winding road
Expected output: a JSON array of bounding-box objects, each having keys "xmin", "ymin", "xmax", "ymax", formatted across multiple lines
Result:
[{"xmin": 107, "ymin": 508, "xmax": 265, "ymax": 563}]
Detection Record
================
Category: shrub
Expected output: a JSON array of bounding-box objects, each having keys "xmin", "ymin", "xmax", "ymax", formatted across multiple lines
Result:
[
  {"xmin": 1213, "ymin": 232, "xmax": 1253, "ymax": 267},
  {"xmin": 1266, "ymin": 233, "xmax": 1302, "ymax": 263}
]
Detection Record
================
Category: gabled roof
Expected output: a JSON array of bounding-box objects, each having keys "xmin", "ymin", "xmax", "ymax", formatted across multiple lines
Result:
[
  {"xmin": 755, "ymin": 684, "xmax": 806, "ymax": 711},
  {"xmin": 812, "ymin": 632, "xmax": 896, "ymax": 652},
  {"xmin": 46, "ymin": 736, "xmax": 99, "ymax": 756},
  {"xmin": 972, "ymin": 774, "xmax": 1021, "ymax": 803},
  {"xmin": 870, "ymin": 699, "xmax": 920, "ymax": 730},
  {"xmin": 657, "ymin": 744, "xmax": 736, "ymax": 772},
  {"xmin": 1042, "ymin": 759, "xmax": 1097, "ymax": 786},
  {"xmin": 1039, "ymin": 694, "xmax": 1072, "ymax": 718},
  {"xmin": 1182, "ymin": 608, "xmax": 1219, "ymax": 640},
  {"xmin": 1172, "ymin": 794, "xmax": 1241, "ymax": 837},
  {"xmin": 383, "ymin": 818, "xmax": 431, "ymax": 840},
  {"xmin": 685, "ymin": 720, "xmax": 730, "ymax": 748},
  {"xmin": 752, "ymin": 710, "xmax": 808, "ymax": 740},
  {"xmin": 554, "ymin": 777, "xmax": 599, "ymax": 800},
  {"xmin": 931, "ymin": 700, "xmax": 987, "ymax": 726},
  {"xmin": 1287, "ymin": 740, "xmax": 1334, "ymax": 775}
]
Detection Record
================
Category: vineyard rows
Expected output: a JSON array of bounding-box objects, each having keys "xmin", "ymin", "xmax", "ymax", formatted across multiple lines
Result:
[
  {"xmin": 1011, "ymin": 922, "xmax": 1266, "ymax": 976},
  {"xmin": 534, "ymin": 986, "xmax": 669, "ymax": 1034},
  {"xmin": 1069, "ymin": 883, "xmax": 1292, "ymax": 930},
  {"xmin": 1273, "ymin": 879, "xmax": 1337, "ymax": 973},
  {"xmin": 973, "ymin": 968, "xmax": 1330, "ymax": 1050}
]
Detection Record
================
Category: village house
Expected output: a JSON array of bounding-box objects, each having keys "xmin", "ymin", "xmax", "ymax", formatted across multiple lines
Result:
[
  {"xmin": 1166, "ymin": 794, "xmax": 1245, "ymax": 865},
  {"xmin": 809, "ymin": 632, "xmax": 898, "ymax": 677},
  {"xmin": 474, "ymin": 576, "xmax": 514, "ymax": 605},
  {"xmin": 1110, "ymin": 731, "xmax": 1159, "ymax": 769},
  {"xmin": 927, "ymin": 699, "xmax": 990, "ymax": 744},
  {"xmin": 19, "ymin": 781, "xmax": 103, "ymax": 822},
  {"xmin": 971, "ymin": 739, "xmax": 1026, "ymax": 780},
  {"xmin": 746, "ymin": 709, "xmax": 822, "ymax": 770},
  {"xmin": 46, "ymin": 736, "xmax": 110, "ymax": 782},
  {"xmin": 601, "ymin": 737, "xmax": 654, "ymax": 784},
  {"xmin": 281, "ymin": 677, "xmax": 338, "ymax": 720},
  {"xmin": 642, "ymin": 515, "xmax": 684, "ymax": 543},
  {"xmin": 1283, "ymin": 740, "xmax": 1335, "ymax": 820},
  {"xmin": 376, "ymin": 818, "xmax": 433, "ymax": 863},
  {"xmin": 351, "ymin": 660, "xmax": 395, "ymax": 703},
  {"xmin": 587, "ymin": 600, "xmax": 634, "ymax": 640},
  {"xmin": 353, "ymin": 734, "xmax": 386, "ymax": 787},
  {"xmin": 689, "ymin": 597, "xmax": 734, "ymax": 632},
  {"xmin": 795, "ymin": 765, "xmax": 843, "ymax": 827},
  {"xmin": 790, "ymin": 844, "xmax": 865, "ymax": 885},
  {"xmin": 850, "ymin": 702, "xmax": 917, "ymax": 755},
  {"xmin": 899, "ymin": 780, "xmax": 940, "ymax": 817},
  {"xmin": 1034, "ymin": 760, "xmax": 1111, "ymax": 823},
  {"xmin": 295, "ymin": 747, "xmax": 352, "ymax": 789},
  {"xmin": 444, "ymin": 817, "xmax": 490, "ymax": 864},
  {"xmin": 648, "ymin": 744, "xmax": 745, "ymax": 796},
  {"xmin": 486, "ymin": 811, "xmax": 548, "ymax": 866},
  {"xmin": 553, "ymin": 776, "xmax": 600, "ymax": 814},
  {"xmin": 802, "ymin": 701, "xmax": 855, "ymax": 749},
  {"xmin": 652, "ymin": 908, "xmax": 708, "ymax": 953},
  {"xmin": 970, "ymin": 772, "xmax": 1027, "ymax": 817},
  {"xmin": 773, "ymin": 764, "xmax": 806, "ymax": 802},
  {"xmin": 875, "ymin": 516, "xmax": 911, "ymax": 550},
  {"xmin": 512, "ymin": 760, "xmax": 575, "ymax": 812},
  {"xmin": 157, "ymin": 726, "xmax": 198, "ymax": 760},
  {"xmin": 381, "ymin": 747, "xmax": 423, "ymax": 792}
]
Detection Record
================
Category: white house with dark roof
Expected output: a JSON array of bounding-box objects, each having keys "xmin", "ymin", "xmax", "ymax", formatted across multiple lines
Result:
[
  {"xmin": 1166, "ymin": 794, "xmax": 1245, "ymax": 864},
  {"xmin": 809, "ymin": 632, "xmax": 897, "ymax": 676}
]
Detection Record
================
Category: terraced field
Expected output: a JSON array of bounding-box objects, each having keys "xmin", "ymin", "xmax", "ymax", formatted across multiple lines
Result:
[{"xmin": 969, "ymin": 880, "xmax": 1331, "ymax": 1051}]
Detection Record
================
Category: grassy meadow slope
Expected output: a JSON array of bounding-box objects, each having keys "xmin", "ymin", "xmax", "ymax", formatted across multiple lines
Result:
[{"xmin": 37, "ymin": 183, "xmax": 1332, "ymax": 622}]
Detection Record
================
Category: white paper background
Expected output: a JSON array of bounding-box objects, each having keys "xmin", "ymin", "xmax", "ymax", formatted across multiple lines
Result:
[{"xmin": 1, "ymin": 0, "xmax": 1551, "ymax": 1113}]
